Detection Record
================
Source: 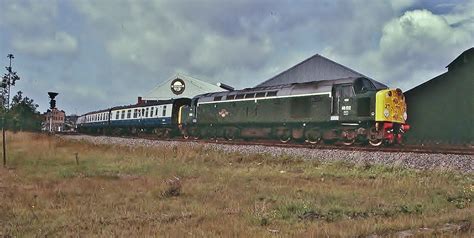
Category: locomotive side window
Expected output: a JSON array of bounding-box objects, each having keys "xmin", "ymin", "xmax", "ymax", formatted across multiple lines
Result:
[
  {"xmin": 266, "ymin": 91, "xmax": 277, "ymax": 97},
  {"xmin": 244, "ymin": 93, "xmax": 255, "ymax": 99}
]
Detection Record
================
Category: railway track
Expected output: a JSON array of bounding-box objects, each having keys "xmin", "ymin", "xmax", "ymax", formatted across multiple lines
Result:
[
  {"xmin": 59, "ymin": 132, "xmax": 473, "ymax": 156},
  {"xmin": 188, "ymin": 138, "xmax": 474, "ymax": 156}
]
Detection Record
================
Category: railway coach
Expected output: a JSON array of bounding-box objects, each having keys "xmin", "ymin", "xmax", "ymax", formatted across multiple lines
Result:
[
  {"xmin": 76, "ymin": 98, "xmax": 190, "ymax": 137},
  {"xmin": 178, "ymin": 76, "xmax": 409, "ymax": 146}
]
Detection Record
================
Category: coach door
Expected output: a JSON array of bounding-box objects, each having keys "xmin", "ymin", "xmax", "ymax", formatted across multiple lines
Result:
[{"xmin": 332, "ymin": 84, "xmax": 355, "ymax": 121}]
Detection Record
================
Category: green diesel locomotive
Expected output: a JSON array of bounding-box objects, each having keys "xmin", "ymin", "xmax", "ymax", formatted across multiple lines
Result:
[{"xmin": 178, "ymin": 76, "xmax": 409, "ymax": 146}]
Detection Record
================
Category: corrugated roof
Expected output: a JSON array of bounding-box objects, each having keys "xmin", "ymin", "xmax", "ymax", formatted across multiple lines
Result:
[{"xmin": 256, "ymin": 54, "xmax": 368, "ymax": 87}]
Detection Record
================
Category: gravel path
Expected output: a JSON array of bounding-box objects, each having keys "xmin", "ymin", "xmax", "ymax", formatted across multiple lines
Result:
[{"xmin": 61, "ymin": 135, "xmax": 474, "ymax": 173}]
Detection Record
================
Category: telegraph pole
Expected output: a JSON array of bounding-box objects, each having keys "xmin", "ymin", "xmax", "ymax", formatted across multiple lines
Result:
[{"xmin": 2, "ymin": 54, "xmax": 20, "ymax": 167}]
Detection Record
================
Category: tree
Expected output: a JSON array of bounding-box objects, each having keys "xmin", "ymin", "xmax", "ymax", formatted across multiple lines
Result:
[{"xmin": 7, "ymin": 91, "xmax": 42, "ymax": 131}]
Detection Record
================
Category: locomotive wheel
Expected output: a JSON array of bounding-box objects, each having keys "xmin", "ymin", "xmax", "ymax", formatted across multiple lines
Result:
[
  {"xmin": 369, "ymin": 139, "xmax": 383, "ymax": 147},
  {"xmin": 305, "ymin": 128, "xmax": 321, "ymax": 144},
  {"xmin": 224, "ymin": 128, "xmax": 238, "ymax": 141},
  {"xmin": 279, "ymin": 131, "xmax": 291, "ymax": 143},
  {"xmin": 341, "ymin": 129, "xmax": 356, "ymax": 146},
  {"xmin": 368, "ymin": 127, "xmax": 384, "ymax": 147},
  {"xmin": 342, "ymin": 138, "xmax": 356, "ymax": 146}
]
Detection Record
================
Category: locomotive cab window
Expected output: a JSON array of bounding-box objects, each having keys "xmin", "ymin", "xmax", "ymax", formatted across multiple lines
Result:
[{"xmin": 354, "ymin": 78, "xmax": 375, "ymax": 94}]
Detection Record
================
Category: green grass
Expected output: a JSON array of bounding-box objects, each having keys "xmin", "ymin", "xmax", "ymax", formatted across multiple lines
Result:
[{"xmin": 0, "ymin": 132, "xmax": 472, "ymax": 237}]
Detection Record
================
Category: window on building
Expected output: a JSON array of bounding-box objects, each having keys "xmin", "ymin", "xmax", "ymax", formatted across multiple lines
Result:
[
  {"xmin": 145, "ymin": 108, "xmax": 149, "ymax": 117},
  {"xmin": 150, "ymin": 107, "xmax": 154, "ymax": 117},
  {"xmin": 121, "ymin": 110, "xmax": 125, "ymax": 119},
  {"xmin": 115, "ymin": 112, "xmax": 119, "ymax": 120},
  {"xmin": 141, "ymin": 109, "xmax": 145, "ymax": 117},
  {"xmin": 133, "ymin": 109, "xmax": 137, "ymax": 118},
  {"xmin": 155, "ymin": 107, "xmax": 159, "ymax": 116},
  {"xmin": 127, "ymin": 110, "xmax": 131, "ymax": 118},
  {"xmin": 162, "ymin": 105, "xmax": 167, "ymax": 117}
]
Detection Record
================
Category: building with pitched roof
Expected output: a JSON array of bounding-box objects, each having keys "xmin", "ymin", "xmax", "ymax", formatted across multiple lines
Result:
[
  {"xmin": 142, "ymin": 73, "xmax": 224, "ymax": 101},
  {"xmin": 405, "ymin": 47, "xmax": 474, "ymax": 144},
  {"xmin": 255, "ymin": 54, "xmax": 386, "ymax": 88}
]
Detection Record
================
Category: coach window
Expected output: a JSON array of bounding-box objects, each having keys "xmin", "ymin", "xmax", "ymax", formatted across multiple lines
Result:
[{"xmin": 162, "ymin": 105, "xmax": 167, "ymax": 117}]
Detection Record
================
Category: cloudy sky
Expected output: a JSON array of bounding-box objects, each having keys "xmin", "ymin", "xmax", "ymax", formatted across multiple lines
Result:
[{"xmin": 1, "ymin": 0, "xmax": 472, "ymax": 114}]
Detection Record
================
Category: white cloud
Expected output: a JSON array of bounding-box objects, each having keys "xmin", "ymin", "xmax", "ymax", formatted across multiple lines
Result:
[
  {"xmin": 12, "ymin": 32, "xmax": 78, "ymax": 56},
  {"xmin": 325, "ymin": 7, "xmax": 473, "ymax": 91},
  {"xmin": 0, "ymin": 0, "xmax": 58, "ymax": 30}
]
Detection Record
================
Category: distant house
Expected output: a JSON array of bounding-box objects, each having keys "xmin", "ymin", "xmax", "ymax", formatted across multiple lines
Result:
[
  {"xmin": 43, "ymin": 109, "xmax": 65, "ymax": 132},
  {"xmin": 404, "ymin": 47, "xmax": 474, "ymax": 144}
]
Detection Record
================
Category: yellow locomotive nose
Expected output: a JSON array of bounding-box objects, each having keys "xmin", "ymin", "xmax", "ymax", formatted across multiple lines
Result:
[{"xmin": 375, "ymin": 88, "xmax": 407, "ymax": 124}]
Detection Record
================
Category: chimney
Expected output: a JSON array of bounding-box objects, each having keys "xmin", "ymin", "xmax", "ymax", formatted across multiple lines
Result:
[{"xmin": 137, "ymin": 96, "xmax": 143, "ymax": 105}]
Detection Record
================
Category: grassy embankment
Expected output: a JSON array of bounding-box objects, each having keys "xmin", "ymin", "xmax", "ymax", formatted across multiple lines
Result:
[{"xmin": 0, "ymin": 132, "xmax": 472, "ymax": 237}]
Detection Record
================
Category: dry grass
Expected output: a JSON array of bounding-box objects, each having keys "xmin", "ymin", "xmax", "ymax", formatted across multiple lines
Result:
[{"xmin": 0, "ymin": 132, "xmax": 472, "ymax": 237}]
